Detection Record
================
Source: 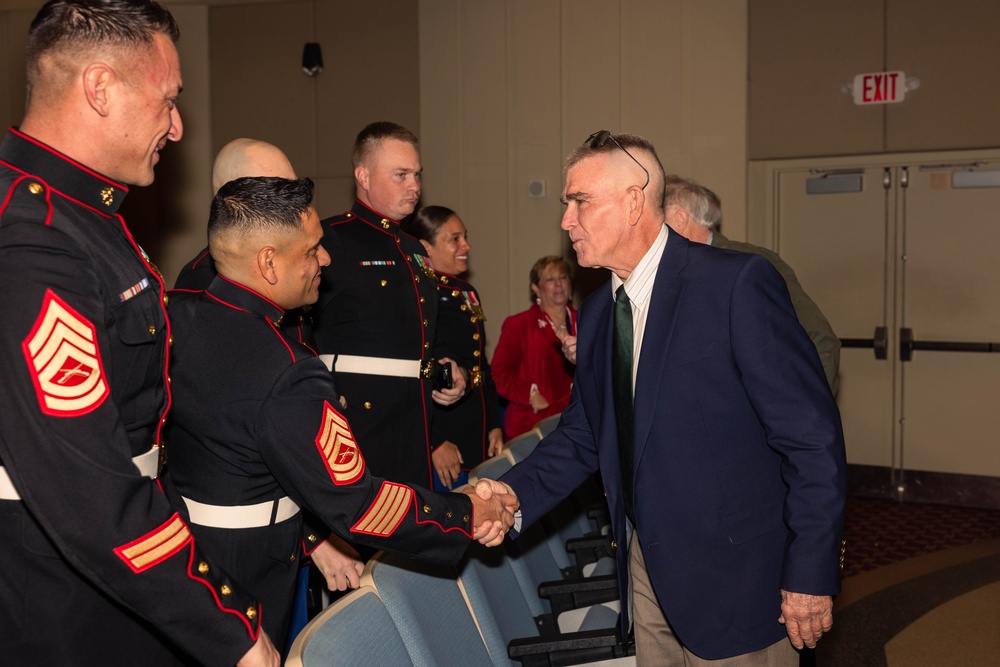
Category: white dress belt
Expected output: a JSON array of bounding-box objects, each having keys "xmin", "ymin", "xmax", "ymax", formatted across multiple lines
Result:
[
  {"xmin": 320, "ymin": 353, "xmax": 422, "ymax": 378},
  {"xmin": 0, "ymin": 466, "xmax": 18, "ymax": 501},
  {"xmin": 0, "ymin": 445, "xmax": 162, "ymax": 501},
  {"xmin": 181, "ymin": 495, "xmax": 301, "ymax": 529}
]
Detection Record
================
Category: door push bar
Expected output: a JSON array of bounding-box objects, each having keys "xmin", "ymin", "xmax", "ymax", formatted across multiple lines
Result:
[
  {"xmin": 899, "ymin": 327, "xmax": 1000, "ymax": 361},
  {"xmin": 840, "ymin": 326, "xmax": 888, "ymax": 360}
]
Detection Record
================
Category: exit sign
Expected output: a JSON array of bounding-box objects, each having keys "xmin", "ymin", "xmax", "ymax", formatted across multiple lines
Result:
[{"xmin": 853, "ymin": 71, "xmax": 906, "ymax": 105}]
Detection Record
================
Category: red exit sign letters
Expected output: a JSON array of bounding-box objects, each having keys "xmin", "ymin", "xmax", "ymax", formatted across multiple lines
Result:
[{"xmin": 853, "ymin": 71, "xmax": 907, "ymax": 105}]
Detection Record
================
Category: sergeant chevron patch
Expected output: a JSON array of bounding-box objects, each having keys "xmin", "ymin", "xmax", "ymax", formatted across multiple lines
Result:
[
  {"xmin": 351, "ymin": 481, "xmax": 412, "ymax": 537},
  {"xmin": 22, "ymin": 289, "xmax": 109, "ymax": 417},
  {"xmin": 114, "ymin": 513, "xmax": 192, "ymax": 574},
  {"xmin": 315, "ymin": 401, "xmax": 365, "ymax": 485}
]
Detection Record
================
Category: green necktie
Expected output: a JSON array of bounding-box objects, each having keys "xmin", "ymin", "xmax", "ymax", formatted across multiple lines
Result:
[{"xmin": 612, "ymin": 285, "xmax": 635, "ymax": 524}]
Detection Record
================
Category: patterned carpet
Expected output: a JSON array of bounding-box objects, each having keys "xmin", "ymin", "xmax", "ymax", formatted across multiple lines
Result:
[
  {"xmin": 841, "ymin": 496, "xmax": 1000, "ymax": 578},
  {"xmin": 812, "ymin": 496, "xmax": 1000, "ymax": 666}
]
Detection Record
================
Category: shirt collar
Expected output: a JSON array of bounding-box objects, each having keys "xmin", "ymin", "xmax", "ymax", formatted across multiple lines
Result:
[
  {"xmin": 611, "ymin": 223, "xmax": 669, "ymax": 306},
  {"xmin": 0, "ymin": 127, "xmax": 129, "ymax": 215}
]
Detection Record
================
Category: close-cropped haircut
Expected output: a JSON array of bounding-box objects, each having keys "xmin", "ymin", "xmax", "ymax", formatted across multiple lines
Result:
[
  {"xmin": 208, "ymin": 177, "xmax": 315, "ymax": 246},
  {"xmin": 563, "ymin": 132, "xmax": 666, "ymax": 212},
  {"xmin": 402, "ymin": 205, "xmax": 457, "ymax": 244},
  {"xmin": 26, "ymin": 0, "xmax": 179, "ymax": 89},
  {"xmin": 352, "ymin": 121, "xmax": 418, "ymax": 168},
  {"xmin": 664, "ymin": 175, "xmax": 723, "ymax": 231}
]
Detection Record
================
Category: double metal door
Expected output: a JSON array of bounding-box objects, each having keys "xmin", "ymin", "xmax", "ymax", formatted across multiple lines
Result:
[{"xmin": 759, "ymin": 151, "xmax": 1000, "ymax": 490}]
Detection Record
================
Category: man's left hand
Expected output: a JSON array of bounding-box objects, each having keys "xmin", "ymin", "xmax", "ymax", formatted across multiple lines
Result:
[
  {"xmin": 432, "ymin": 358, "xmax": 467, "ymax": 406},
  {"xmin": 778, "ymin": 589, "xmax": 833, "ymax": 649}
]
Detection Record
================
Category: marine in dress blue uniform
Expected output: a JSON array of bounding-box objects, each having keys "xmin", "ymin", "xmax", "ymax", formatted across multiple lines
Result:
[
  {"xmin": 313, "ymin": 200, "xmax": 442, "ymax": 487},
  {"xmin": 430, "ymin": 272, "xmax": 502, "ymax": 485},
  {"xmin": 164, "ymin": 176, "xmax": 495, "ymax": 648},
  {"xmin": 0, "ymin": 128, "xmax": 262, "ymax": 666}
]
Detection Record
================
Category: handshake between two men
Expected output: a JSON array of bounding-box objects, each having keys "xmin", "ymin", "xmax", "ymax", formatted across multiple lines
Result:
[{"xmin": 463, "ymin": 479, "xmax": 520, "ymax": 547}]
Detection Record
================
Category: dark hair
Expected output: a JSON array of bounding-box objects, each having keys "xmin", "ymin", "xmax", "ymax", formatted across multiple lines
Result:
[
  {"xmin": 208, "ymin": 177, "xmax": 315, "ymax": 244},
  {"xmin": 27, "ymin": 0, "xmax": 179, "ymax": 86},
  {"xmin": 564, "ymin": 132, "xmax": 666, "ymax": 213},
  {"xmin": 352, "ymin": 121, "xmax": 418, "ymax": 168},
  {"xmin": 402, "ymin": 205, "xmax": 457, "ymax": 244}
]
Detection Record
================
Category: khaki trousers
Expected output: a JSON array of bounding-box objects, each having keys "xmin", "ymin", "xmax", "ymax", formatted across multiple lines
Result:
[{"xmin": 629, "ymin": 533, "xmax": 799, "ymax": 667}]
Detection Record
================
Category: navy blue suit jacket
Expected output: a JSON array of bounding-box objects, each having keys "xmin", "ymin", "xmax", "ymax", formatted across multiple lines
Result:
[{"xmin": 500, "ymin": 227, "xmax": 847, "ymax": 660}]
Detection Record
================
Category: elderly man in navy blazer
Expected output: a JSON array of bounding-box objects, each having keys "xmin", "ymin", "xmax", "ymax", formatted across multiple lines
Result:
[{"xmin": 484, "ymin": 131, "xmax": 847, "ymax": 665}]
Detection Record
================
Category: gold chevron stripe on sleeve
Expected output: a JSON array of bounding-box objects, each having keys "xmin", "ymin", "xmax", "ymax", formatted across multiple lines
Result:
[
  {"xmin": 315, "ymin": 401, "xmax": 365, "ymax": 485},
  {"xmin": 114, "ymin": 513, "xmax": 192, "ymax": 574},
  {"xmin": 351, "ymin": 482, "xmax": 412, "ymax": 537}
]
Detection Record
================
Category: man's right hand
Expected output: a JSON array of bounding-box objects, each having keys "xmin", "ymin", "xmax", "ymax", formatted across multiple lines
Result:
[
  {"xmin": 475, "ymin": 478, "xmax": 520, "ymax": 516},
  {"xmin": 236, "ymin": 632, "xmax": 279, "ymax": 667},
  {"xmin": 461, "ymin": 481, "xmax": 518, "ymax": 547}
]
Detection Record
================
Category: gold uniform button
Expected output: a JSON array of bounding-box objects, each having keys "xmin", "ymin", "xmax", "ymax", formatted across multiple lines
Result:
[
  {"xmin": 420, "ymin": 297, "xmax": 426, "ymax": 304},
  {"xmin": 28, "ymin": 182, "xmax": 44, "ymax": 195},
  {"xmin": 308, "ymin": 534, "xmax": 318, "ymax": 543},
  {"xmin": 470, "ymin": 316, "xmax": 477, "ymax": 323},
  {"xmin": 423, "ymin": 319, "xmax": 428, "ymax": 327},
  {"xmin": 414, "ymin": 275, "xmax": 420, "ymax": 283},
  {"xmin": 168, "ymin": 335, "xmax": 174, "ymax": 347},
  {"xmin": 364, "ymin": 401, "xmax": 372, "ymax": 409},
  {"xmin": 162, "ymin": 294, "xmax": 169, "ymax": 307},
  {"xmin": 422, "ymin": 504, "xmax": 432, "ymax": 514},
  {"xmin": 462, "ymin": 514, "xmax": 470, "ymax": 524},
  {"xmin": 148, "ymin": 325, "xmax": 157, "ymax": 336},
  {"xmin": 381, "ymin": 219, "xmax": 390, "ymax": 229},
  {"xmin": 197, "ymin": 562, "xmax": 209, "ymax": 574},
  {"xmin": 423, "ymin": 342, "xmax": 430, "ymax": 349},
  {"xmin": 445, "ymin": 511, "xmax": 453, "ymax": 519},
  {"xmin": 221, "ymin": 585, "xmax": 232, "ymax": 596},
  {"xmin": 473, "ymin": 351, "xmax": 480, "ymax": 357},
  {"xmin": 473, "ymin": 333, "xmax": 480, "ymax": 341},
  {"xmin": 381, "ymin": 279, "xmax": 388, "ymax": 287},
  {"xmin": 460, "ymin": 304, "xmax": 467, "ymax": 311},
  {"xmin": 452, "ymin": 290, "xmax": 460, "ymax": 297},
  {"xmin": 611, "ymin": 541, "xmax": 617, "ymax": 550},
  {"xmin": 289, "ymin": 553, "xmax": 296, "ymax": 562},
  {"xmin": 246, "ymin": 607, "xmax": 257, "ymax": 619}
]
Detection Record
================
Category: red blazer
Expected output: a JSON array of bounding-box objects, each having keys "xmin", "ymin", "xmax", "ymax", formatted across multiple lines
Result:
[{"xmin": 491, "ymin": 303, "xmax": 577, "ymax": 437}]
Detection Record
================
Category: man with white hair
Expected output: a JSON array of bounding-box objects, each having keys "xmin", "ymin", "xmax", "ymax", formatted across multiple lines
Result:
[{"xmin": 663, "ymin": 175, "xmax": 841, "ymax": 393}]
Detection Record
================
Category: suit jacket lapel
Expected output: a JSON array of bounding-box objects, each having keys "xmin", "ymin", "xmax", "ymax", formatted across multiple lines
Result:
[
  {"xmin": 585, "ymin": 284, "xmax": 619, "ymax": 462},
  {"xmin": 633, "ymin": 228, "xmax": 689, "ymax": 468}
]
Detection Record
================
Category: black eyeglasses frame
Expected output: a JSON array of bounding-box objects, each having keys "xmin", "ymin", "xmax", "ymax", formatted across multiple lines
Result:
[{"xmin": 585, "ymin": 130, "xmax": 650, "ymax": 191}]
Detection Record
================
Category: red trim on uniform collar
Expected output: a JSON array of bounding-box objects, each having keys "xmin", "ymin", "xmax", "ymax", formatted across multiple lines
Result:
[
  {"xmin": 352, "ymin": 198, "xmax": 399, "ymax": 224},
  {"xmin": 10, "ymin": 127, "xmax": 129, "ymax": 192}
]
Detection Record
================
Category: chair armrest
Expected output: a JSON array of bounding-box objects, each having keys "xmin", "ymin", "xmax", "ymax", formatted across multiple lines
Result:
[
  {"xmin": 538, "ymin": 574, "xmax": 618, "ymax": 619},
  {"xmin": 508, "ymin": 627, "xmax": 628, "ymax": 666}
]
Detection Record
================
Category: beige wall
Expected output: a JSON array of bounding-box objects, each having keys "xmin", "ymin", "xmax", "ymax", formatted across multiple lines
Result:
[
  {"xmin": 0, "ymin": 0, "xmax": 747, "ymax": 355},
  {"xmin": 419, "ymin": 0, "xmax": 748, "ymax": 354}
]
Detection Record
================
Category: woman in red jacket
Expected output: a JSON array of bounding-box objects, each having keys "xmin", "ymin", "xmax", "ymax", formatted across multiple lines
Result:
[{"xmin": 492, "ymin": 256, "xmax": 578, "ymax": 438}]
